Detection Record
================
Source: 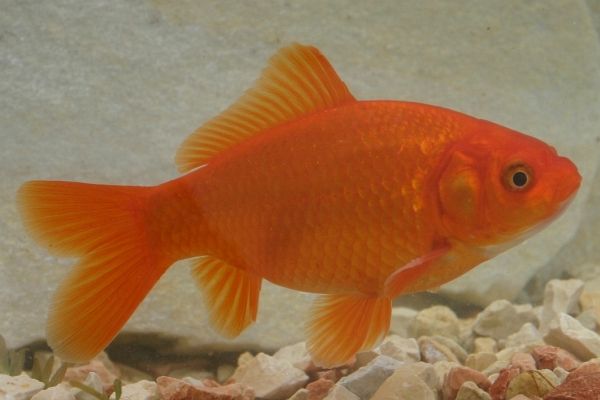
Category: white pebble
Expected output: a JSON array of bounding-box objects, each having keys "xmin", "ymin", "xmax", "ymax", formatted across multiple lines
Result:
[
  {"xmin": 356, "ymin": 335, "xmax": 420, "ymax": 368},
  {"xmin": 338, "ymin": 355, "xmax": 402, "ymax": 400},
  {"xmin": 390, "ymin": 307, "xmax": 418, "ymax": 338},
  {"xmin": 576, "ymin": 309, "xmax": 598, "ymax": 331},
  {"xmin": 455, "ymin": 381, "xmax": 491, "ymax": 400},
  {"xmin": 412, "ymin": 306, "xmax": 460, "ymax": 341},
  {"xmin": 540, "ymin": 279, "xmax": 584, "ymax": 333},
  {"xmin": 287, "ymin": 388, "xmax": 309, "ymax": 400},
  {"xmin": 76, "ymin": 372, "xmax": 104, "ymax": 400},
  {"xmin": 31, "ymin": 383, "xmax": 75, "ymax": 400},
  {"xmin": 110, "ymin": 380, "xmax": 157, "ymax": 400},
  {"xmin": 465, "ymin": 352, "xmax": 497, "ymax": 372},
  {"xmin": 230, "ymin": 352, "xmax": 308, "ymax": 400},
  {"xmin": 504, "ymin": 322, "xmax": 544, "ymax": 348},
  {"xmin": 553, "ymin": 367, "xmax": 569, "ymax": 384},
  {"xmin": 544, "ymin": 313, "xmax": 600, "ymax": 361},
  {"xmin": 432, "ymin": 361, "xmax": 461, "ymax": 390},
  {"xmin": 370, "ymin": 367, "xmax": 436, "ymax": 400},
  {"xmin": 273, "ymin": 342, "xmax": 311, "ymax": 371},
  {"xmin": 473, "ymin": 300, "xmax": 537, "ymax": 340},
  {"xmin": 0, "ymin": 373, "xmax": 44, "ymax": 400},
  {"xmin": 473, "ymin": 337, "xmax": 497, "ymax": 354},
  {"xmin": 482, "ymin": 360, "xmax": 510, "ymax": 377},
  {"xmin": 376, "ymin": 335, "xmax": 420, "ymax": 363},
  {"xmin": 431, "ymin": 335, "xmax": 468, "ymax": 363},
  {"xmin": 323, "ymin": 385, "xmax": 359, "ymax": 400}
]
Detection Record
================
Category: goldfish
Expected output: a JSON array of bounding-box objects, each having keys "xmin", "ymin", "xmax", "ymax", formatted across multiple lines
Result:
[{"xmin": 18, "ymin": 44, "xmax": 581, "ymax": 367}]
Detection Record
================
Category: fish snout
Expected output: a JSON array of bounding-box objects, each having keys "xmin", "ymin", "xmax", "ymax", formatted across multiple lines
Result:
[{"xmin": 552, "ymin": 156, "xmax": 581, "ymax": 204}]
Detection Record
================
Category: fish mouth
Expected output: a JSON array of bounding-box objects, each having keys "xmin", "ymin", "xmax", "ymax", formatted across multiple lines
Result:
[{"xmin": 551, "ymin": 156, "xmax": 581, "ymax": 204}]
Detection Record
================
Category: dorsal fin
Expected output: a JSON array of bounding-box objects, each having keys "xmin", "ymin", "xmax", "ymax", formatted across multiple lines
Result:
[{"xmin": 175, "ymin": 43, "xmax": 356, "ymax": 172}]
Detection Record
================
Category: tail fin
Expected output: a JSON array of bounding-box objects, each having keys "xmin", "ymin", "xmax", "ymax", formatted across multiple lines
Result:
[{"xmin": 18, "ymin": 181, "xmax": 170, "ymax": 362}]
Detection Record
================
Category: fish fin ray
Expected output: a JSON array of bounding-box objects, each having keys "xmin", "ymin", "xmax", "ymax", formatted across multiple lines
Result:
[
  {"xmin": 175, "ymin": 43, "xmax": 356, "ymax": 172},
  {"xmin": 18, "ymin": 181, "xmax": 150, "ymax": 257},
  {"xmin": 307, "ymin": 294, "xmax": 391, "ymax": 368},
  {"xmin": 48, "ymin": 252, "xmax": 168, "ymax": 363},
  {"xmin": 191, "ymin": 256, "xmax": 261, "ymax": 337},
  {"xmin": 18, "ymin": 180, "xmax": 170, "ymax": 362}
]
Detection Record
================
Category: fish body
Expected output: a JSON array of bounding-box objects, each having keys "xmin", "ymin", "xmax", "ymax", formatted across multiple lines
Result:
[
  {"xmin": 18, "ymin": 44, "xmax": 581, "ymax": 367},
  {"xmin": 161, "ymin": 101, "xmax": 479, "ymax": 294}
]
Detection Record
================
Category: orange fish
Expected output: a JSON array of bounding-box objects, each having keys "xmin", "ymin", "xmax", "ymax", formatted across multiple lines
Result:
[{"xmin": 18, "ymin": 44, "xmax": 581, "ymax": 367}]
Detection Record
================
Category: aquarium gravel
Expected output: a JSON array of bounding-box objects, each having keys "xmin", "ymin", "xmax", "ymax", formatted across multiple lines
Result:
[{"xmin": 2, "ymin": 278, "xmax": 600, "ymax": 400}]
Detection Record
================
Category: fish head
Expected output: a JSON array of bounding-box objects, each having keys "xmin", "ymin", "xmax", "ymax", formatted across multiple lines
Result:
[{"xmin": 436, "ymin": 120, "xmax": 581, "ymax": 250}]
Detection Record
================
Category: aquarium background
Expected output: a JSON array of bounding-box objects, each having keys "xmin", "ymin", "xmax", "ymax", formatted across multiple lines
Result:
[{"xmin": 1, "ymin": 0, "xmax": 600, "ymax": 359}]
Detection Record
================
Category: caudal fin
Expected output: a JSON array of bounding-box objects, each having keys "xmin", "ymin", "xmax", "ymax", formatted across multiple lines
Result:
[{"xmin": 18, "ymin": 181, "xmax": 169, "ymax": 362}]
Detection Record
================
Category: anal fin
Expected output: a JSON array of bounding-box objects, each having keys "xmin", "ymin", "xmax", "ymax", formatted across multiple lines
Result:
[
  {"xmin": 307, "ymin": 294, "xmax": 391, "ymax": 368},
  {"xmin": 191, "ymin": 257, "xmax": 261, "ymax": 337}
]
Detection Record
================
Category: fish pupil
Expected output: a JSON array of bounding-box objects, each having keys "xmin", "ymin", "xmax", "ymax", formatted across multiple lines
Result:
[{"xmin": 512, "ymin": 171, "xmax": 528, "ymax": 187}]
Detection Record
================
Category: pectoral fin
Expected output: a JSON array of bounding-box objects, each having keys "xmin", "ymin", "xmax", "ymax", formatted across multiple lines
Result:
[{"xmin": 383, "ymin": 244, "xmax": 451, "ymax": 298}]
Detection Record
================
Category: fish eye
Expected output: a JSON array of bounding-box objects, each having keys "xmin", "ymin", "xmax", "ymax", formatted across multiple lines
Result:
[{"xmin": 503, "ymin": 163, "xmax": 532, "ymax": 191}]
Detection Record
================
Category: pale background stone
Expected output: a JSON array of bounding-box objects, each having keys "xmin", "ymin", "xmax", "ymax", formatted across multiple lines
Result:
[{"xmin": 1, "ymin": 0, "xmax": 600, "ymax": 352}]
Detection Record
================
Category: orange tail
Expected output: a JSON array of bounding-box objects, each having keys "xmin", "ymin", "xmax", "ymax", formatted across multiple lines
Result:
[{"xmin": 18, "ymin": 181, "xmax": 170, "ymax": 362}]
